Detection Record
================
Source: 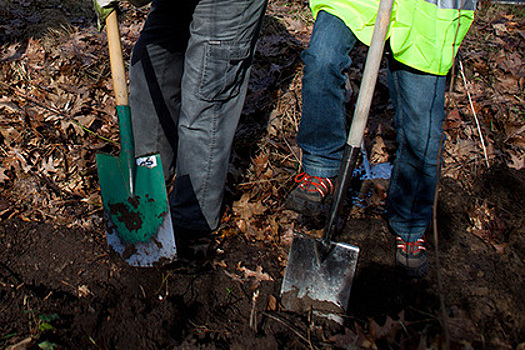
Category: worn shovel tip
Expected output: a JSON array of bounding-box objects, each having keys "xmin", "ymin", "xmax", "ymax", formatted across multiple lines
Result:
[
  {"xmin": 105, "ymin": 208, "xmax": 177, "ymax": 267},
  {"xmin": 281, "ymin": 287, "xmax": 345, "ymax": 315},
  {"xmin": 280, "ymin": 233, "xmax": 359, "ymax": 322}
]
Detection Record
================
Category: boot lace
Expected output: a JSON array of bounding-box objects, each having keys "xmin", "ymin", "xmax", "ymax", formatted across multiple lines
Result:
[
  {"xmin": 396, "ymin": 236, "xmax": 427, "ymax": 254},
  {"xmin": 294, "ymin": 172, "xmax": 334, "ymax": 199}
]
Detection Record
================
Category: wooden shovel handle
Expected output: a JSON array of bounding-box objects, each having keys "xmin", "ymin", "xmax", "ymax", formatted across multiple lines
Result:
[
  {"xmin": 105, "ymin": 11, "xmax": 129, "ymax": 106},
  {"xmin": 346, "ymin": 0, "xmax": 393, "ymax": 147}
]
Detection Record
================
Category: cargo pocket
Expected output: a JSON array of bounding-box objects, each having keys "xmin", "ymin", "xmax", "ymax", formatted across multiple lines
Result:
[{"xmin": 198, "ymin": 40, "xmax": 252, "ymax": 101}]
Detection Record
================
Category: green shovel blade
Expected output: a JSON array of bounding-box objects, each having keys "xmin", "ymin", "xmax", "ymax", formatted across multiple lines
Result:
[
  {"xmin": 96, "ymin": 153, "xmax": 168, "ymax": 244},
  {"xmin": 96, "ymin": 105, "xmax": 169, "ymax": 244}
]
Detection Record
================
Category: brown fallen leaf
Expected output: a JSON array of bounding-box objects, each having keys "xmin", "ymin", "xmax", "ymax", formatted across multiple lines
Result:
[
  {"xmin": 253, "ymin": 152, "xmax": 269, "ymax": 178},
  {"xmin": 232, "ymin": 192, "xmax": 266, "ymax": 221},
  {"xmin": 0, "ymin": 167, "xmax": 10, "ymax": 185},
  {"xmin": 369, "ymin": 311, "xmax": 406, "ymax": 344},
  {"xmin": 212, "ymin": 259, "xmax": 228, "ymax": 270},
  {"xmin": 506, "ymin": 149, "xmax": 524, "ymax": 170},
  {"xmin": 329, "ymin": 327, "xmax": 365, "ymax": 349},
  {"xmin": 223, "ymin": 270, "xmax": 243, "ymax": 283},
  {"xmin": 267, "ymin": 295, "xmax": 278, "ymax": 311},
  {"xmin": 237, "ymin": 262, "xmax": 274, "ymax": 289},
  {"xmin": 467, "ymin": 199, "xmax": 508, "ymax": 253},
  {"xmin": 78, "ymin": 284, "xmax": 92, "ymax": 298}
]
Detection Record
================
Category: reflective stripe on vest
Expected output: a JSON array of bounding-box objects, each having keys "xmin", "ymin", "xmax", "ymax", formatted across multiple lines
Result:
[
  {"xmin": 425, "ymin": 0, "xmax": 476, "ymax": 11},
  {"xmin": 310, "ymin": 0, "xmax": 476, "ymax": 75}
]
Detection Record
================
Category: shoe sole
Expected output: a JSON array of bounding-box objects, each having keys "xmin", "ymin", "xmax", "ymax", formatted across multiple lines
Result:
[
  {"xmin": 285, "ymin": 195, "xmax": 325, "ymax": 218},
  {"xmin": 395, "ymin": 256, "xmax": 429, "ymax": 278}
]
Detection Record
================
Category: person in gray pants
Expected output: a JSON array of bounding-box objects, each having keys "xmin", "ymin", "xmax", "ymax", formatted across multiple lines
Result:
[{"xmin": 96, "ymin": 0, "xmax": 268, "ymax": 255}]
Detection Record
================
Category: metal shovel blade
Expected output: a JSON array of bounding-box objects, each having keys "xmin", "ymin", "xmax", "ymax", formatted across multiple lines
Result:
[
  {"xmin": 280, "ymin": 233, "xmax": 359, "ymax": 321},
  {"xmin": 96, "ymin": 151, "xmax": 177, "ymax": 267}
]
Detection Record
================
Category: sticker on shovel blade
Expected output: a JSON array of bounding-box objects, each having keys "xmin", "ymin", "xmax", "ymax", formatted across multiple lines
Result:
[{"xmin": 136, "ymin": 155, "xmax": 158, "ymax": 169}]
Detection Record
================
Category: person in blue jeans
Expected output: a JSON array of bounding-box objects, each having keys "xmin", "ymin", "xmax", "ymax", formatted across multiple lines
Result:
[
  {"xmin": 286, "ymin": 10, "xmax": 458, "ymax": 278},
  {"xmin": 95, "ymin": 0, "xmax": 268, "ymax": 257}
]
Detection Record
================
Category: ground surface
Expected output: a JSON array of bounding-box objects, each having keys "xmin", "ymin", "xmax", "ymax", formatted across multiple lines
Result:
[{"xmin": 0, "ymin": 0, "xmax": 524, "ymax": 349}]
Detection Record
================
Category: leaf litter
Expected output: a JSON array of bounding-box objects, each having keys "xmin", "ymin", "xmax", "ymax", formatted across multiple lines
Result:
[{"xmin": 0, "ymin": 0, "xmax": 524, "ymax": 349}]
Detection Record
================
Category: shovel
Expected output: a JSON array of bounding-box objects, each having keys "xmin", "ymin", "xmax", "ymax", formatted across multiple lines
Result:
[
  {"xmin": 280, "ymin": 0, "xmax": 393, "ymax": 321},
  {"xmin": 96, "ymin": 11, "xmax": 177, "ymax": 267}
]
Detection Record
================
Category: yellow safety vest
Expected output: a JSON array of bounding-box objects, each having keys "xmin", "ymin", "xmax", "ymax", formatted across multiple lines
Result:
[{"xmin": 310, "ymin": 0, "xmax": 476, "ymax": 75}]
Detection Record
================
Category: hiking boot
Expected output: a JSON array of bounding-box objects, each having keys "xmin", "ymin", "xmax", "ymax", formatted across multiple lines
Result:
[
  {"xmin": 285, "ymin": 172, "xmax": 335, "ymax": 217},
  {"xmin": 395, "ymin": 236, "xmax": 429, "ymax": 278},
  {"xmin": 174, "ymin": 226, "xmax": 216, "ymax": 261}
]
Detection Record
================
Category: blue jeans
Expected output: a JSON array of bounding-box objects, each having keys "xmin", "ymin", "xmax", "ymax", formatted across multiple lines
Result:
[
  {"xmin": 298, "ymin": 11, "xmax": 446, "ymax": 242},
  {"xmin": 129, "ymin": 0, "xmax": 268, "ymax": 231}
]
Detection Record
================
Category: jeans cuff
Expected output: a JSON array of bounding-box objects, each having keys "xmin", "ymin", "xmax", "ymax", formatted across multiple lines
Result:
[
  {"xmin": 388, "ymin": 217, "xmax": 427, "ymax": 242},
  {"xmin": 302, "ymin": 162, "xmax": 340, "ymax": 178}
]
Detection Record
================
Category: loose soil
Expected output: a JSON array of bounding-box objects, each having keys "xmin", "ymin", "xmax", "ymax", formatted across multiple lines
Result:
[
  {"xmin": 1, "ymin": 1, "xmax": 524, "ymax": 349},
  {"xmin": 1, "ymin": 165, "xmax": 524, "ymax": 349}
]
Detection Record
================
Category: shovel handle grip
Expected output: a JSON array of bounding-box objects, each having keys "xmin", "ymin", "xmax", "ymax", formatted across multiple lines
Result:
[{"xmin": 106, "ymin": 11, "xmax": 129, "ymax": 106}]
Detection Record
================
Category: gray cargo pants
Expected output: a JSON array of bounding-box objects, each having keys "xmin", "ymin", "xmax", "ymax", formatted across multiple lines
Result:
[{"xmin": 129, "ymin": 0, "xmax": 267, "ymax": 231}]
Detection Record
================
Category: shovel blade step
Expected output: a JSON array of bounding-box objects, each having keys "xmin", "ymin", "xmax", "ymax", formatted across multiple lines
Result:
[{"xmin": 280, "ymin": 233, "xmax": 359, "ymax": 320}]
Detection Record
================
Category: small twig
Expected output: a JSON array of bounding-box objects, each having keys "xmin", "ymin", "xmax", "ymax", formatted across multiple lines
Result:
[
  {"xmin": 139, "ymin": 285, "xmax": 146, "ymax": 299},
  {"xmin": 249, "ymin": 289, "xmax": 260, "ymax": 331},
  {"xmin": 237, "ymin": 176, "xmax": 287, "ymax": 187},
  {"xmin": 281, "ymin": 133, "xmax": 301, "ymax": 166},
  {"xmin": 307, "ymin": 309, "xmax": 315, "ymax": 350},
  {"xmin": 407, "ymin": 307, "xmax": 444, "ymax": 324},
  {"xmin": 458, "ymin": 60, "xmax": 490, "ymax": 168},
  {"xmin": 0, "ymin": 145, "xmax": 8, "ymax": 157},
  {"xmin": 261, "ymin": 311, "xmax": 319, "ymax": 350},
  {"xmin": 154, "ymin": 272, "xmax": 171, "ymax": 296},
  {"xmin": 272, "ymin": 150, "xmax": 297, "ymax": 164},
  {"xmin": 188, "ymin": 320, "xmax": 232, "ymax": 337},
  {"xmin": 397, "ymin": 319, "xmax": 410, "ymax": 338},
  {"xmin": 89, "ymin": 336, "xmax": 102, "ymax": 349}
]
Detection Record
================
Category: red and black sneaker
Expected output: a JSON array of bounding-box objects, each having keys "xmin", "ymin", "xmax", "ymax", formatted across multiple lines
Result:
[
  {"xmin": 285, "ymin": 172, "xmax": 335, "ymax": 217},
  {"xmin": 395, "ymin": 236, "xmax": 429, "ymax": 278}
]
